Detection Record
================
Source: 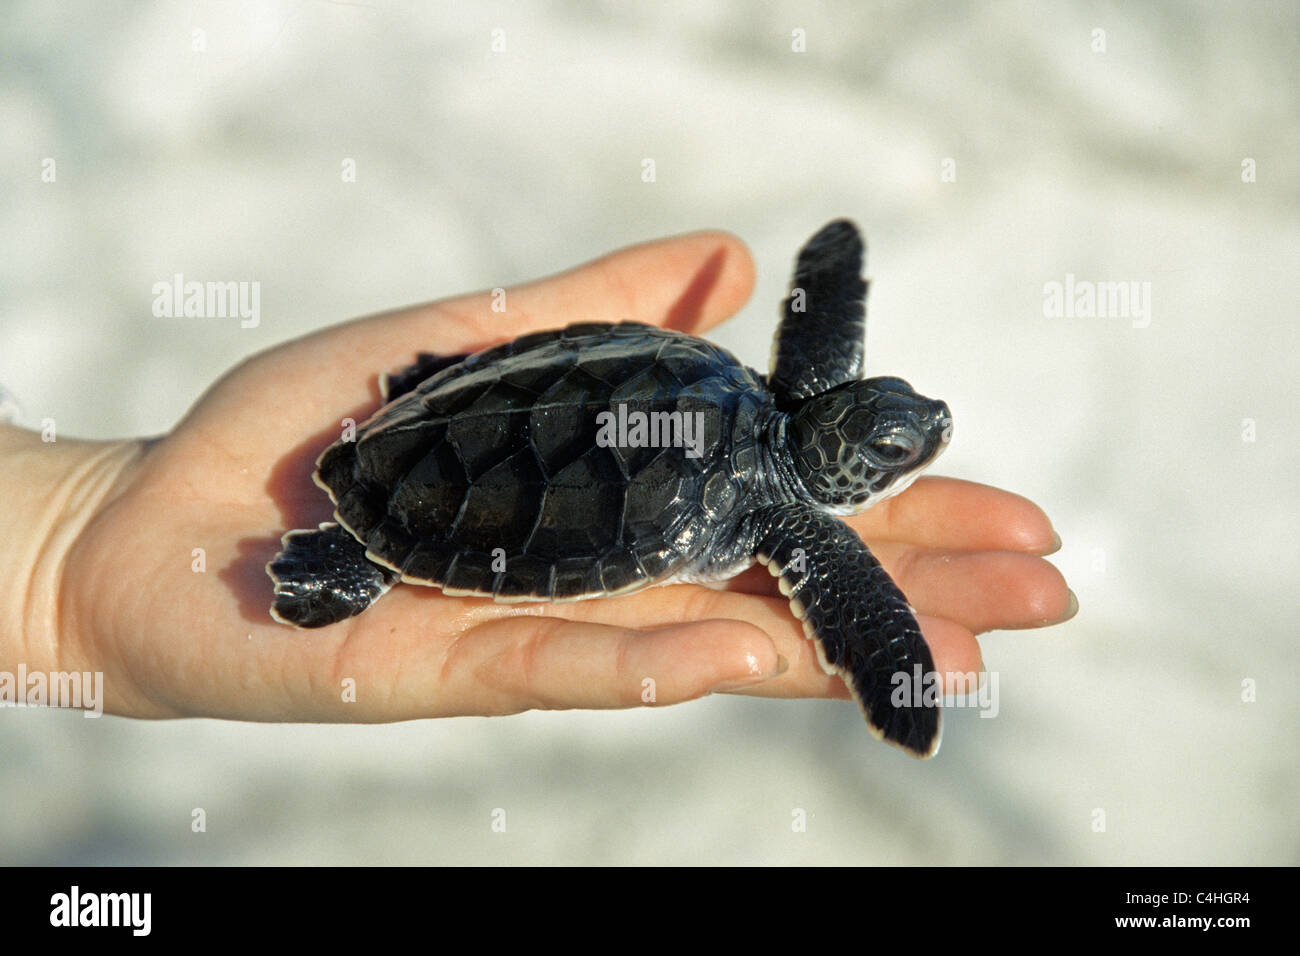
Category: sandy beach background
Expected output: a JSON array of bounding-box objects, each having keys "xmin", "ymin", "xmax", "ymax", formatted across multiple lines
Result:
[{"xmin": 1, "ymin": 0, "xmax": 1295, "ymax": 864}]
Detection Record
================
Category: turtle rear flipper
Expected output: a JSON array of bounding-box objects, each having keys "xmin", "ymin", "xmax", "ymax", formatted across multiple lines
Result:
[
  {"xmin": 379, "ymin": 352, "xmax": 471, "ymax": 403},
  {"xmin": 749, "ymin": 505, "xmax": 942, "ymax": 758},
  {"xmin": 267, "ymin": 523, "xmax": 396, "ymax": 628}
]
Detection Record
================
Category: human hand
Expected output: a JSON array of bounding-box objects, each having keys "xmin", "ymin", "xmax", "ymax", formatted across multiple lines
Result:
[{"xmin": 2, "ymin": 229, "xmax": 1073, "ymax": 723}]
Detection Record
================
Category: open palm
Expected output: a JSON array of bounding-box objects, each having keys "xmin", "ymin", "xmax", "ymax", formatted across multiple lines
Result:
[{"xmin": 58, "ymin": 230, "xmax": 1071, "ymax": 722}]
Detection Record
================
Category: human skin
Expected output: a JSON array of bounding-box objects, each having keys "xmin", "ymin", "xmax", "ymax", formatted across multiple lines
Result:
[{"xmin": 0, "ymin": 229, "xmax": 1074, "ymax": 723}]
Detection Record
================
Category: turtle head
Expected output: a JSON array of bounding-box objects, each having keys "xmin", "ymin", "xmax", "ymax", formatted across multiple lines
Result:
[{"xmin": 787, "ymin": 377, "xmax": 951, "ymax": 513}]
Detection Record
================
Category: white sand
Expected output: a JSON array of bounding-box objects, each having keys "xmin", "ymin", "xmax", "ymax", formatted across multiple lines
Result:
[{"xmin": 0, "ymin": 0, "xmax": 1294, "ymax": 864}]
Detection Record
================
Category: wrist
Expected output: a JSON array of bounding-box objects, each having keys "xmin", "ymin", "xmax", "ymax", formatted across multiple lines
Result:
[{"xmin": 0, "ymin": 425, "xmax": 146, "ymax": 679}]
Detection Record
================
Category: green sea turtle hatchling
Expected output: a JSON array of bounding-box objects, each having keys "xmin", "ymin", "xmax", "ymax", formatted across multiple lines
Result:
[{"xmin": 268, "ymin": 220, "xmax": 952, "ymax": 756}]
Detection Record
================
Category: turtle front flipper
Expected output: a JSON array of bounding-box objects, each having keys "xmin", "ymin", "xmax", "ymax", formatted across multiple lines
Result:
[
  {"xmin": 748, "ymin": 505, "xmax": 942, "ymax": 758},
  {"xmin": 267, "ymin": 523, "xmax": 397, "ymax": 628},
  {"xmin": 379, "ymin": 352, "xmax": 470, "ymax": 403},
  {"xmin": 768, "ymin": 219, "xmax": 868, "ymax": 406}
]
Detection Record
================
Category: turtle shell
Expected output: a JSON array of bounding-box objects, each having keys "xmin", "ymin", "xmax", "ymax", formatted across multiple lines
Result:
[{"xmin": 315, "ymin": 323, "xmax": 769, "ymax": 600}]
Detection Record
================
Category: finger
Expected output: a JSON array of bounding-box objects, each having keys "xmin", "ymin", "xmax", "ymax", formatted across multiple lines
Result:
[
  {"xmin": 720, "ymin": 543, "xmax": 1073, "ymax": 635},
  {"xmin": 863, "ymin": 544, "xmax": 1075, "ymax": 634},
  {"xmin": 555, "ymin": 586, "xmax": 983, "ymax": 699},
  {"xmin": 730, "ymin": 612, "xmax": 983, "ymax": 701},
  {"xmin": 309, "ymin": 229, "xmax": 758, "ymax": 367},
  {"xmin": 333, "ymin": 613, "xmax": 782, "ymax": 719},
  {"xmin": 846, "ymin": 477, "xmax": 1059, "ymax": 554},
  {"xmin": 492, "ymin": 229, "xmax": 757, "ymax": 336}
]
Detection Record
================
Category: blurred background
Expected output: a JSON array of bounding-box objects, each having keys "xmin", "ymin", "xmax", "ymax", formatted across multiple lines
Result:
[{"xmin": 1, "ymin": 0, "xmax": 1296, "ymax": 864}]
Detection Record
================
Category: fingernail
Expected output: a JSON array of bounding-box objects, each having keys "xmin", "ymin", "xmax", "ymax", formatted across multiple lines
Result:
[
  {"xmin": 1059, "ymin": 589, "xmax": 1079, "ymax": 623},
  {"xmin": 713, "ymin": 654, "xmax": 788, "ymax": 693},
  {"xmin": 1044, "ymin": 531, "xmax": 1062, "ymax": 555},
  {"xmin": 1001, "ymin": 589, "xmax": 1079, "ymax": 629}
]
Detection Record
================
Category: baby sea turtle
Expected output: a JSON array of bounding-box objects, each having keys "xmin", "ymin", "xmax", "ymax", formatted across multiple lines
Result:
[{"xmin": 268, "ymin": 220, "xmax": 952, "ymax": 756}]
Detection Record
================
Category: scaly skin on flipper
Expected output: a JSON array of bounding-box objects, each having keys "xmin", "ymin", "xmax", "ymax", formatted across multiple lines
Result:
[
  {"xmin": 768, "ymin": 219, "xmax": 867, "ymax": 405},
  {"xmin": 268, "ymin": 523, "xmax": 396, "ymax": 628},
  {"xmin": 748, "ymin": 505, "xmax": 941, "ymax": 757}
]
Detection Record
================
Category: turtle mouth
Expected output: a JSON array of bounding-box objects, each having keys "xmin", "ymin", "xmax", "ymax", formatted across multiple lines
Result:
[{"xmin": 868, "ymin": 465, "xmax": 927, "ymax": 505}]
